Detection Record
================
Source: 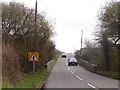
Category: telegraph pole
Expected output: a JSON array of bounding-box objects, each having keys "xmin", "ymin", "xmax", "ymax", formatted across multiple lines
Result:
[
  {"xmin": 80, "ymin": 30, "xmax": 83, "ymax": 58},
  {"xmin": 35, "ymin": 0, "xmax": 37, "ymax": 35},
  {"xmin": 33, "ymin": 0, "xmax": 37, "ymax": 74}
]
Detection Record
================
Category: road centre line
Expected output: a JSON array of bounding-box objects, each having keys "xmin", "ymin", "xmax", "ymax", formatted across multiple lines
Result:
[
  {"xmin": 88, "ymin": 83, "xmax": 99, "ymax": 90},
  {"xmin": 70, "ymin": 71, "xmax": 74, "ymax": 75},
  {"xmin": 75, "ymin": 75, "xmax": 83, "ymax": 81},
  {"xmin": 67, "ymin": 67, "xmax": 83, "ymax": 81},
  {"xmin": 67, "ymin": 67, "xmax": 70, "ymax": 71},
  {"xmin": 66, "ymin": 61, "xmax": 99, "ymax": 90}
]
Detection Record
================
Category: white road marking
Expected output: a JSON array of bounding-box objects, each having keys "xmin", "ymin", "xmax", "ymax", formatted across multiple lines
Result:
[
  {"xmin": 70, "ymin": 71, "xmax": 74, "ymax": 75},
  {"xmin": 66, "ymin": 59, "xmax": 99, "ymax": 90},
  {"xmin": 67, "ymin": 67, "xmax": 83, "ymax": 81},
  {"xmin": 88, "ymin": 83, "xmax": 99, "ymax": 90},
  {"xmin": 68, "ymin": 67, "xmax": 70, "ymax": 71},
  {"xmin": 75, "ymin": 75, "xmax": 83, "ymax": 81}
]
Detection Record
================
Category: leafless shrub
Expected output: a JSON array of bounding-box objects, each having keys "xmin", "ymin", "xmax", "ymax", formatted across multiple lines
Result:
[{"xmin": 2, "ymin": 44, "xmax": 21, "ymax": 84}]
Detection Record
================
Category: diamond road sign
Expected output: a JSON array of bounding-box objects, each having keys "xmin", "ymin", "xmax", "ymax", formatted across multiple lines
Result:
[{"xmin": 28, "ymin": 52, "xmax": 39, "ymax": 62}]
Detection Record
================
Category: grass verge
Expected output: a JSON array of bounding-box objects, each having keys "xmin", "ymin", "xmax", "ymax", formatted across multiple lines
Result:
[
  {"xmin": 2, "ymin": 68, "xmax": 47, "ymax": 88},
  {"xmin": 96, "ymin": 70, "xmax": 119, "ymax": 80},
  {"xmin": 2, "ymin": 54, "xmax": 60, "ymax": 89}
]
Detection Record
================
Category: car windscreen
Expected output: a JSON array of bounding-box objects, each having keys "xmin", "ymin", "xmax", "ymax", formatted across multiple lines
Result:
[{"xmin": 69, "ymin": 59, "xmax": 77, "ymax": 62}]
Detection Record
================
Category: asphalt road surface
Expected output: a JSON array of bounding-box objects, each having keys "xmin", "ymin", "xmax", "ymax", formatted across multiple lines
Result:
[{"xmin": 45, "ymin": 54, "xmax": 119, "ymax": 90}]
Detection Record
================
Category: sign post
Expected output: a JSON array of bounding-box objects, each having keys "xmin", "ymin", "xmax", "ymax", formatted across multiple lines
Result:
[
  {"xmin": 33, "ymin": 62, "xmax": 35, "ymax": 74},
  {"xmin": 28, "ymin": 52, "xmax": 39, "ymax": 74}
]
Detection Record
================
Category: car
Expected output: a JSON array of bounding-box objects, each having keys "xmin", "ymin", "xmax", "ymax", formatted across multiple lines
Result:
[
  {"xmin": 61, "ymin": 54, "xmax": 67, "ymax": 58},
  {"xmin": 68, "ymin": 58, "xmax": 78, "ymax": 66}
]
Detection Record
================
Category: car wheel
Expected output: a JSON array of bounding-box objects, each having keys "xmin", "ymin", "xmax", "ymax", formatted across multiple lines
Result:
[{"xmin": 69, "ymin": 63, "xmax": 70, "ymax": 66}]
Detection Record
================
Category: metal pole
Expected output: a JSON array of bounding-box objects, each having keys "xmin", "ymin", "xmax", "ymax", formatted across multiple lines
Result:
[{"xmin": 33, "ymin": 61, "xmax": 35, "ymax": 74}]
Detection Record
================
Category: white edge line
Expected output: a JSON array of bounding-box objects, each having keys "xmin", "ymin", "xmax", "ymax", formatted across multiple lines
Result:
[
  {"xmin": 88, "ymin": 83, "xmax": 98, "ymax": 90},
  {"xmin": 75, "ymin": 75, "xmax": 83, "ymax": 81}
]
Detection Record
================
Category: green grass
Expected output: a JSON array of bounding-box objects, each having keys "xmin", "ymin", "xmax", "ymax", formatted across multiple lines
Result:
[
  {"xmin": 96, "ymin": 70, "xmax": 119, "ymax": 80},
  {"xmin": 2, "ymin": 68, "xmax": 47, "ymax": 88},
  {"xmin": 15, "ymin": 69, "xmax": 46, "ymax": 88},
  {"xmin": 2, "ymin": 54, "xmax": 60, "ymax": 89},
  {"xmin": 2, "ymin": 82, "xmax": 14, "ymax": 88},
  {"xmin": 54, "ymin": 53, "xmax": 60, "ymax": 60}
]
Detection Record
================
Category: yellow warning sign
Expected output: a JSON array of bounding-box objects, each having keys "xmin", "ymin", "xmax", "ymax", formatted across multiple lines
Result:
[{"xmin": 28, "ymin": 52, "xmax": 39, "ymax": 62}]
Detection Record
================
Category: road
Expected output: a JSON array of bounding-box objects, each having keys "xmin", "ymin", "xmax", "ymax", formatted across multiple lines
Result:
[{"xmin": 45, "ymin": 54, "xmax": 119, "ymax": 90}]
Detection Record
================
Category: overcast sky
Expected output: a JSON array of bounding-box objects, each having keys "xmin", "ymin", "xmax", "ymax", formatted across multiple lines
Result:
[{"xmin": 2, "ymin": 0, "xmax": 115, "ymax": 53}]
